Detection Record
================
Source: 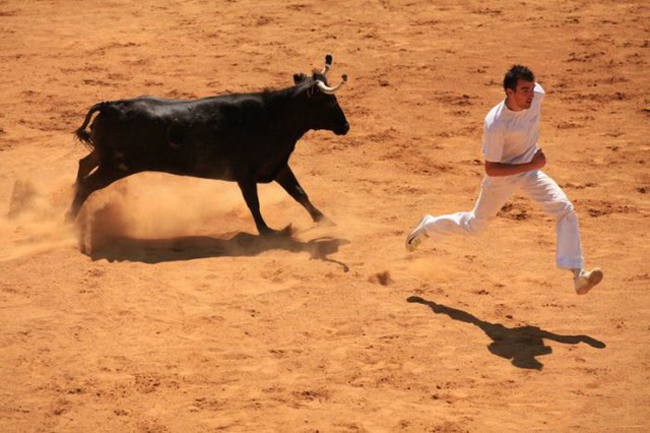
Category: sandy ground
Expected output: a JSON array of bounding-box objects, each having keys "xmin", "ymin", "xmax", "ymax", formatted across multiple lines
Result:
[{"xmin": 1, "ymin": 0, "xmax": 649, "ymax": 431}]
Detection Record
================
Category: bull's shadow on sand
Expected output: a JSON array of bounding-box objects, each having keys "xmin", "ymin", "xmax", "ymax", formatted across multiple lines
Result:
[
  {"xmin": 87, "ymin": 231, "xmax": 350, "ymax": 271},
  {"xmin": 407, "ymin": 296, "xmax": 606, "ymax": 370}
]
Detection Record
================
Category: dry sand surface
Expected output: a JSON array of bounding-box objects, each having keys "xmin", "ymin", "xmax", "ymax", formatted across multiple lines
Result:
[{"xmin": 1, "ymin": 0, "xmax": 649, "ymax": 431}]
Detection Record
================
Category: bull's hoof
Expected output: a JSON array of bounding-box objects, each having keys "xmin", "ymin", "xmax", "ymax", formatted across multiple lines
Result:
[
  {"xmin": 315, "ymin": 215, "xmax": 336, "ymax": 227},
  {"xmin": 260, "ymin": 224, "xmax": 293, "ymax": 238}
]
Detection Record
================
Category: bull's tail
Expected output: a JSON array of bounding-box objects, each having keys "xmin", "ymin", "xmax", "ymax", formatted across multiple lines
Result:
[{"xmin": 75, "ymin": 102, "xmax": 109, "ymax": 148}]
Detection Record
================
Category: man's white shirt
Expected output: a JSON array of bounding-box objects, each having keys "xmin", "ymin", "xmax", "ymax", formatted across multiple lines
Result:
[{"xmin": 482, "ymin": 83, "xmax": 545, "ymax": 165}]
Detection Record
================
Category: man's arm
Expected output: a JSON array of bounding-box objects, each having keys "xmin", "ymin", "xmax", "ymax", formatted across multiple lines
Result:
[{"xmin": 485, "ymin": 149, "xmax": 546, "ymax": 177}]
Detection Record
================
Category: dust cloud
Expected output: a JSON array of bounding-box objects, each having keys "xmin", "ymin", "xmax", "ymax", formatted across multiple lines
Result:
[
  {"xmin": 0, "ymin": 179, "xmax": 76, "ymax": 262},
  {"xmin": 73, "ymin": 173, "xmax": 299, "ymax": 253}
]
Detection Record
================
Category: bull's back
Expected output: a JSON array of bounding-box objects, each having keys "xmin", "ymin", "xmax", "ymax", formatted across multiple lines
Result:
[{"xmin": 88, "ymin": 95, "xmax": 273, "ymax": 180}]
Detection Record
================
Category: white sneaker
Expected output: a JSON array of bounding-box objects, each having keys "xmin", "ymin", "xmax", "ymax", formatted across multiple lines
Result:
[
  {"xmin": 574, "ymin": 268, "xmax": 603, "ymax": 295},
  {"xmin": 405, "ymin": 215, "xmax": 431, "ymax": 252}
]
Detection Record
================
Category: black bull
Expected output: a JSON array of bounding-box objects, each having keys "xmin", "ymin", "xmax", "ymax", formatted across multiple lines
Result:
[{"xmin": 70, "ymin": 60, "xmax": 349, "ymax": 236}]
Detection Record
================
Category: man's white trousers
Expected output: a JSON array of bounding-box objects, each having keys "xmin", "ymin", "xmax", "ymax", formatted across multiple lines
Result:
[{"xmin": 421, "ymin": 170, "xmax": 585, "ymax": 269}]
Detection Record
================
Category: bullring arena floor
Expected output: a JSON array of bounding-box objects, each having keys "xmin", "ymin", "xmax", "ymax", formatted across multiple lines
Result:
[{"xmin": 1, "ymin": 0, "xmax": 649, "ymax": 431}]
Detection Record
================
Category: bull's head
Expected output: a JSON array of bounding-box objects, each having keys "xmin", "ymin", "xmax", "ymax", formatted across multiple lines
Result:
[{"xmin": 294, "ymin": 53, "xmax": 350, "ymax": 136}]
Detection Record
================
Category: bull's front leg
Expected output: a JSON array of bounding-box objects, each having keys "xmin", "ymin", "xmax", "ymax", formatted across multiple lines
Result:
[
  {"xmin": 237, "ymin": 178, "xmax": 286, "ymax": 236},
  {"xmin": 274, "ymin": 165, "xmax": 326, "ymax": 223}
]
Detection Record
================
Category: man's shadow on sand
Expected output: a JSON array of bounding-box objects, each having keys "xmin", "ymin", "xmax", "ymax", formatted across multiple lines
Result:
[
  {"xmin": 407, "ymin": 296, "xmax": 605, "ymax": 370},
  {"xmin": 87, "ymin": 230, "xmax": 350, "ymax": 272}
]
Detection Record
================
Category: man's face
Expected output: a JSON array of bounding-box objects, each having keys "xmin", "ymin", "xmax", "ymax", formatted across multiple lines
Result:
[{"xmin": 507, "ymin": 80, "xmax": 535, "ymax": 111}]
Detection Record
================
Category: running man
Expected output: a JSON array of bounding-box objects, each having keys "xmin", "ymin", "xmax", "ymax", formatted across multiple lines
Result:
[{"xmin": 405, "ymin": 65, "xmax": 603, "ymax": 295}]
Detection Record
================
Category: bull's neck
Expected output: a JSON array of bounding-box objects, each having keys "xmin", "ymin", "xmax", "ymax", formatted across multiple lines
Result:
[{"xmin": 267, "ymin": 86, "xmax": 313, "ymax": 141}]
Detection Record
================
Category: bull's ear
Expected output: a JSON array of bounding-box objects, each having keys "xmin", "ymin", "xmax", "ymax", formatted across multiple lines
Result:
[{"xmin": 293, "ymin": 73, "xmax": 308, "ymax": 84}]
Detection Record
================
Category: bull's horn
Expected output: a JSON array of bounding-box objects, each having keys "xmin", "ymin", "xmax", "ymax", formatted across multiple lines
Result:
[
  {"xmin": 321, "ymin": 52, "xmax": 333, "ymax": 75},
  {"xmin": 316, "ymin": 74, "xmax": 348, "ymax": 94}
]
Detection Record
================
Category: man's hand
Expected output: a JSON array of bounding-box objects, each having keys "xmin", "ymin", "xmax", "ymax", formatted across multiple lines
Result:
[
  {"xmin": 530, "ymin": 148, "xmax": 546, "ymax": 170},
  {"xmin": 484, "ymin": 148, "xmax": 547, "ymax": 177}
]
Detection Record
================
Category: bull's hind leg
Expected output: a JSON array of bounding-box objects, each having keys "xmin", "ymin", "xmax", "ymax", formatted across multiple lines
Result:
[
  {"xmin": 75, "ymin": 149, "xmax": 99, "ymax": 186},
  {"xmin": 237, "ymin": 178, "xmax": 272, "ymax": 235},
  {"xmin": 275, "ymin": 165, "xmax": 325, "ymax": 222},
  {"xmin": 237, "ymin": 177, "xmax": 290, "ymax": 236},
  {"xmin": 67, "ymin": 167, "xmax": 125, "ymax": 221}
]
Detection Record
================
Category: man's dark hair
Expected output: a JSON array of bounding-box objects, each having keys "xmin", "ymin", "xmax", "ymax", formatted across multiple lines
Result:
[{"xmin": 503, "ymin": 65, "xmax": 535, "ymax": 92}]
